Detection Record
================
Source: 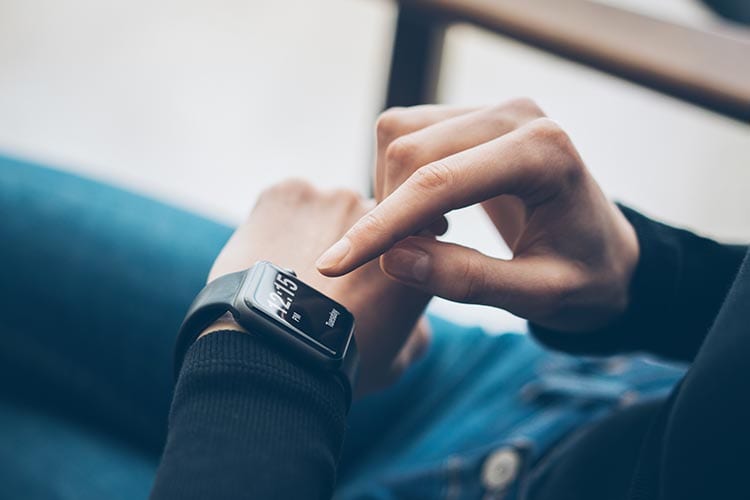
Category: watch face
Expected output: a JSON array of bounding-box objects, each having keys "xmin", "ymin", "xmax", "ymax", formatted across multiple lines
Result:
[{"xmin": 249, "ymin": 263, "xmax": 354, "ymax": 357}]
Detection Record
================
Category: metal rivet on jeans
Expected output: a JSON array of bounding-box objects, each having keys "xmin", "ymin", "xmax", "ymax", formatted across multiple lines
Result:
[{"xmin": 481, "ymin": 446, "xmax": 520, "ymax": 491}]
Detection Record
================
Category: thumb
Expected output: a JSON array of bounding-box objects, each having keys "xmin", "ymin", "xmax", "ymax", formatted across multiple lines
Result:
[{"xmin": 380, "ymin": 236, "xmax": 555, "ymax": 314}]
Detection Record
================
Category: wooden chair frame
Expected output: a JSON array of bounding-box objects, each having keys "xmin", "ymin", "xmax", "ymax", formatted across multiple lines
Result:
[{"xmin": 384, "ymin": 0, "xmax": 750, "ymax": 123}]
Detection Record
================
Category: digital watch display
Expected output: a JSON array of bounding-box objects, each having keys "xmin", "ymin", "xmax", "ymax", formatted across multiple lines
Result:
[{"xmin": 247, "ymin": 264, "xmax": 354, "ymax": 357}]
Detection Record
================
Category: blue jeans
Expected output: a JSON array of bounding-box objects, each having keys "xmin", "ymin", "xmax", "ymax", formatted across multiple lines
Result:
[{"xmin": 0, "ymin": 156, "xmax": 684, "ymax": 499}]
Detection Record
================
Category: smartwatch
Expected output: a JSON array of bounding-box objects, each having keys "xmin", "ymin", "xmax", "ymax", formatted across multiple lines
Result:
[{"xmin": 174, "ymin": 261, "xmax": 358, "ymax": 406}]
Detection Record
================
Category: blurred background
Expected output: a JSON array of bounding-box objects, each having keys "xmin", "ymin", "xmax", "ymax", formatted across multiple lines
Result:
[{"xmin": 1, "ymin": 0, "xmax": 748, "ymax": 331}]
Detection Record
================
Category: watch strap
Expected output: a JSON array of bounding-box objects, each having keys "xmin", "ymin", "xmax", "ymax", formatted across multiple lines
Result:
[{"xmin": 173, "ymin": 270, "xmax": 245, "ymax": 379}]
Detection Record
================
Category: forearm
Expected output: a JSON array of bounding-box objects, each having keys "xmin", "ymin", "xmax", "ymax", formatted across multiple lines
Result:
[
  {"xmin": 150, "ymin": 331, "xmax": 347, "ymax": 500},
  {"xmin": 531, "ymin": 206, "xmax": 747, "ymax": 362}
]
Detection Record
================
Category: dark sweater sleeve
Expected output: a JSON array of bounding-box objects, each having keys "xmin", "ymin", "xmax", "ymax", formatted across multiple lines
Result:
[
  {"xmin": 531, "ymin": 205, "xmax": 747, "ymax": 362},
  {"xmin": 150, "ymin": 330, "xmax": 348, "ymax": 500}
]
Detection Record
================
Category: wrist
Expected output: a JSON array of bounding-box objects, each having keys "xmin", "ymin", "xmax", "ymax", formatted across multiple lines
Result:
[{"xmin": 199, "ymin": 312, "xmax": 248, "ymax": 339}]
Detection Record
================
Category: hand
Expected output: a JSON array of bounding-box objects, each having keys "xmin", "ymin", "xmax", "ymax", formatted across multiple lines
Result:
[
  {"xmin": 205, "ymin": 179, "xmax": 431, "ymax": 396},
  {"xmin": 316, "ymin": 100, "xmax": 639, "ymax": 333}
]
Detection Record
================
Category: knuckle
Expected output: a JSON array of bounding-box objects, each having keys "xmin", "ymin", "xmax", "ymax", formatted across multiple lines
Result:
[
  {"xmin": 328, "ymin": 187, "xmax": 358, "ymax": 201},
  {"xmin": 261, "ymin": 178, "xmax": 317, "ymax": 202},
  {"xmin": 376, "ymin": 107, "xmax": 408, "ymax": 144},
  {"xmin": 525, "ymin": 117, "xmax": 566, "ymax": 144},
  {"xmin": 505, "ymin": 96, "xmax": 543, "ymax": 117},
  {"xmin": 385, "ymin": 137, "xmax": 419, "ymax": 171},
  {"xmin": 525, "ymin": 118, "xmax": 583, "ymax": 186},
  {"xmin": 483, "ymin": 98, "xmax": 544, "ymax": 135},
  {"xmin": 528, "ymin": 117, "xmax": 575, "ymax": 156},
  {"xmin": 410, "ymin": 161, "xmax": 454, "ymax": 194},
  {"xmin": 456, "ymin": 255, "xmax": 488, "ymax": 302},
  {"xmin": 329, "ymin": 188, "xmax": 363, "ymax": 208}
]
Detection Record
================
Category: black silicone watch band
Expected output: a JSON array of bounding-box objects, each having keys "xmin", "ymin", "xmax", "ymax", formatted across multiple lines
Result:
[{"xmin": 173, "ymin": 270, "xmax": 245, "ymax": 380}]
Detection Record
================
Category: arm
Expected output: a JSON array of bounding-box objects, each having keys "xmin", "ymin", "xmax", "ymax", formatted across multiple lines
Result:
[
  {"xmin": 150, "ymin": 330, "xmax": 346, "ymax": 500},
  {"xmin": 531, "ymin": 206, "xmax": 747, "ymax": 362},
  {"xmin": 151, "ymin": 180, "xmax": 431, "ymax": 499}
]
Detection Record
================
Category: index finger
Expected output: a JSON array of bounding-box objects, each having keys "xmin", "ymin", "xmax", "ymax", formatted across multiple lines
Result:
[{"xmin": 316, "ymin": 118, "xmax": 568, "ymax": 276}]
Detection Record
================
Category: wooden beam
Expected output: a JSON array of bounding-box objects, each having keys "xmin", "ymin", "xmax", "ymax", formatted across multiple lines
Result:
[{"xmin": 397, "ymin": 0, "xmax": 750, "ymax": 122}]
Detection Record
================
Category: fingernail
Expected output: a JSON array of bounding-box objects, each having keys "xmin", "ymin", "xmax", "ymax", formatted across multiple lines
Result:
[
  {"xmin": 316, "ymin": 237, "xmax": 351, "ymax": 271},
  {"xmin": 383, "ymin": 246, "xmax": 430, "ymax": 283}
]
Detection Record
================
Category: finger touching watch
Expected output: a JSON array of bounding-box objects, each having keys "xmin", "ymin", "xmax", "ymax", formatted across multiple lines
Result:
[{"xmin": 174, "ymin": 261, "xmax": 359, "ymax": 407}]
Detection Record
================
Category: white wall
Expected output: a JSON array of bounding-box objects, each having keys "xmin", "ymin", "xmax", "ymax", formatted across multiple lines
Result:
[{"xmin": 1, "ymin": 0, "xmax": 748, "ymax": 331}]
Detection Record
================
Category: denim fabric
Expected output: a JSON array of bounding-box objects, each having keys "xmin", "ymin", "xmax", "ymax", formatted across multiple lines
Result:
[
  {"xmin": 339, "ymin": 319, "xmax": 683, "ymax": 499},
  {"xmin": 0, "ymin": 156, "xmax": 684, "ymax": 499}
]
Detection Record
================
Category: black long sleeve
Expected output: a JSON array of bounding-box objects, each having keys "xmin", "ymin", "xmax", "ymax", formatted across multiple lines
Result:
[
  {"xmin": 531, "ymin": 205, "xmax": 747, "ymax": 362},
  {"xmin": 150, "ymin": 330, "xmax": 347, "ymax": 500}
]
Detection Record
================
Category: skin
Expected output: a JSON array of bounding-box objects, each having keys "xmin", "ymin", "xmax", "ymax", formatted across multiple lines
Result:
[
  {"xmin": 200, "ymin": 180, "xmax": 431, "ymax": 397},
  {"xmin": 317, "ymin": 99, "xmax": 640, "ymax": 333}
]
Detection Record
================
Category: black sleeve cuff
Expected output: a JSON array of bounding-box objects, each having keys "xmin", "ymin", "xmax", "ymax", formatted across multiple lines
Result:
[{"xmin": 151, "ymin": 330, "xmax": 347, "ymax": 500}]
